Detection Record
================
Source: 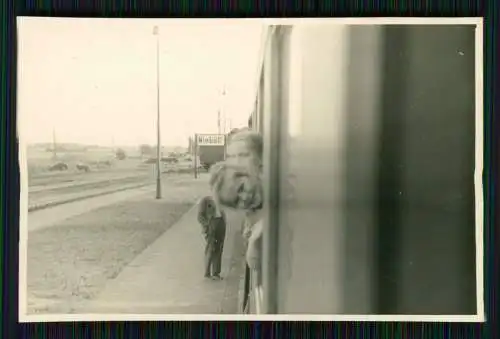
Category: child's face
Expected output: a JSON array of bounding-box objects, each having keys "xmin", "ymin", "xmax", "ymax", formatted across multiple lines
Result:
[
  {"xmin": 226, "ymin": 140, "xmax": 261, "ymax": 174},
  {"xmin": 218, "ymin": 167, "xmax": 263, "ymax": 210}
]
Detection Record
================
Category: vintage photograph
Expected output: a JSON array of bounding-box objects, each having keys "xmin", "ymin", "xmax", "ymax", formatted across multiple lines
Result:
[{"xmin": 17, "ymin": 17, "xmax": 484, "ymax": 322}]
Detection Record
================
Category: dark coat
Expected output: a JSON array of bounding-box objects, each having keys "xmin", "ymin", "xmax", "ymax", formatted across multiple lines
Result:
[{"xmin": 197, "ymin": 196, "xmax": 226, "ymax": 242}]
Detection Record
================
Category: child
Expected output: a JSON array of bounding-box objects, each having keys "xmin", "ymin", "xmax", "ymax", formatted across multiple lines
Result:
[
  {"xmin": 208, "ymin": 161, "xmax": 264, "ymax": 313},
  {"xmin": 197, "ymin": 195, "xmax": 226, "ymax": 280}
]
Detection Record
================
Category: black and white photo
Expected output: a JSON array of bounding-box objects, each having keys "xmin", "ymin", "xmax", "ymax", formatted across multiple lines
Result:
[{"xmin": 17, "ymin": 17, "xmax": 484, "ymax": 322}]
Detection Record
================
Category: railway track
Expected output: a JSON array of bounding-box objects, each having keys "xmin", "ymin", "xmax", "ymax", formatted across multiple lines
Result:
[
  {"xmin": 29, "ymin": 174, "xmax": 150, "ymax": 194},
  {"xmin": 28, "ymin": 182, "xmax": 153, "ymax": 213},
  {"xmin": 28, "ymin": 168, "xmax": 150, "ymax": 187},
  {"xmin": 27, "ymin": 172, "xmax": 197, "ymax": 213}
]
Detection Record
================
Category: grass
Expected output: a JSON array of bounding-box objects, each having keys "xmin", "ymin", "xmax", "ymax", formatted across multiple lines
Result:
[{"xmin": 26, "ymin": 199, "xmax": 193, "ymax": 314}]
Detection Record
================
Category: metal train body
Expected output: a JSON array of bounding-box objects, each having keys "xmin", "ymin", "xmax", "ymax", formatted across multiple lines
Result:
[
  {"xmin": 246, "ymin": 24, "xmax": 478, "ymax": 315},
  {"xmin": 198, "ymin": 145, "xmax": 225, "ymax": 170}
]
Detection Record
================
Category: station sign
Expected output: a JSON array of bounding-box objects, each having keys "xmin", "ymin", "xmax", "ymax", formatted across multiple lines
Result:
[{"xmin": 197, "ymin": 134, "xmax": 225, "ymax": 146}]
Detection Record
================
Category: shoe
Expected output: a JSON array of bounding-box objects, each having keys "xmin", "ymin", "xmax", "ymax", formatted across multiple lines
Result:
[
  {"xmin": 204, "ymin": 274, "xmax": 211, "ymax": 279},
  {"xmin": 212, "ymin": 275, "xmax": 223, "ymax": 280}
]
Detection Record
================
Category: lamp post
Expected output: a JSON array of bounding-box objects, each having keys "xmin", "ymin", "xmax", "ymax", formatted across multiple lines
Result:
[{"xmin": 153, "ymin": 25, "xmax": 162, "ymax": 199}]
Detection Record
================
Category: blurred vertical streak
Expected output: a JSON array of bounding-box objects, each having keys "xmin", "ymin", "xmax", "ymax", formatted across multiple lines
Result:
[
  {"xmin": 395, "ymin": 25, "xmax": 476, "ymax": 315},
  {"xmin": 374, "ymin": 25, "xmax": 409, "ymax": 314},
  {"xmin": 342, "ymin": 25, "xmax": 384, "ymax": 314},
  {"xmin": 276, "ymin": 24, "xmax": 350, "ymax": 314},
  {"xmin": 276, "ymin": 26, "xmax": 297, "ymax": 314},
  {"xmin": 374, "ymin": 25, "xmax": 477, "ymax": 315},
  {"xmin": 262, "ymin": 25, "xmax": 281, "ymax": 314}
]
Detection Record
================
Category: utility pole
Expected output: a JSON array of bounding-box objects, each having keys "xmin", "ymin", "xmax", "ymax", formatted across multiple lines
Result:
[{"xmin": 153, "ymin": 25, "xmax": 162, "ymax": 199}]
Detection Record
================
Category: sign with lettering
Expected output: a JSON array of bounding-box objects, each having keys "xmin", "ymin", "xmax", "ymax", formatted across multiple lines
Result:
[{"xmin": 196, "ymin": 134, "xmax": 225, "ymax": 146}]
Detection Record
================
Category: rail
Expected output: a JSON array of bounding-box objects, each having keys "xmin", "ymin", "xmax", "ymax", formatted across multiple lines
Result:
[{"xmin": 27, "ymin": 172, "xmax": 196, "ymax": 212}]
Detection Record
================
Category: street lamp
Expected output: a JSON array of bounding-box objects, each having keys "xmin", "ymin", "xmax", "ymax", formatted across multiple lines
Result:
[{"xmin": 153, "ymin": 25, "xmax": 162, "ymax": 199}]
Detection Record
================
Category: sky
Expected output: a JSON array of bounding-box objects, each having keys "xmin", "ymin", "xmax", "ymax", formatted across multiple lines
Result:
[{"xmin": 17, "ymin": 18, "xmax": 265, "ymax": 147}]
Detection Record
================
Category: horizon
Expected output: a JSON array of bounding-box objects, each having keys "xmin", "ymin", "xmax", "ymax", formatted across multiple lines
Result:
[{"xmin": 26, "ymin": 141, "xmax": 189, "ymax": 149}]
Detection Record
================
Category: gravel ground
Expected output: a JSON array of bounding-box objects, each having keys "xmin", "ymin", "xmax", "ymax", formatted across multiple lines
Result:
[{"xmin": 26, "ymin": 179, "xmax": 208, "ymax": 314}]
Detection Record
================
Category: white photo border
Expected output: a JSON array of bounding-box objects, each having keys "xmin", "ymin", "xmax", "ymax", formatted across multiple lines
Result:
[{"xmin": 17, "ymin": 16, "xmax": 485, "ymax": 323}]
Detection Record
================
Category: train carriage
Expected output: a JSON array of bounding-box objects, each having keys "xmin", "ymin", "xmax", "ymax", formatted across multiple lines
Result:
[{"xmin": 246, "ymin": 23, "xmax": 479, "ymax": 315}]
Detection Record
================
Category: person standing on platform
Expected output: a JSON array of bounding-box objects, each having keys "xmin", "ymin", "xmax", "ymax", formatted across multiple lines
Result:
[{"xmin": 197, "ymin": 195, "xmax": 227, "ymax": 280}]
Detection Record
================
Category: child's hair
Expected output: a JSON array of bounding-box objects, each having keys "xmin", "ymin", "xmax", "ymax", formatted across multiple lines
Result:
[
  {"xmin": 227, "ymin": 130, "xmax": 264, "ymax": 162},
  {"xmin": 209, "ymin": 161, "xmax": 256, "ymax": 209}
]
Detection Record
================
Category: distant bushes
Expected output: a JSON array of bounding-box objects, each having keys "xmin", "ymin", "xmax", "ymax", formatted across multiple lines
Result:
[
  {"xmin": 115, "ymin": 148, "xmax": 127, "ymax": 160},
  {"xmin": 163, "ymin": 157, "xmax": 179, "ymax": 164},
  {"xmin": 48, "ymin": 162, "xmax": 69, "ymax": 171},
  {"xmin": 88, "ymin": 160, "xmax": 113, "ymax": 168},
  {"xmin": 26, "ymin": 146, "xmax": 145, "ymax": 177},
  {"xmin": 46, "ymin": 160, "xmax": 115, "ymax": 173},
  {"xmin": 143, "ymin": 156, "xmax": 178, "ymax": 165},
  {"xmin": 76, "ymin": 163, "xmax": 91, "ymax": 172}
]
